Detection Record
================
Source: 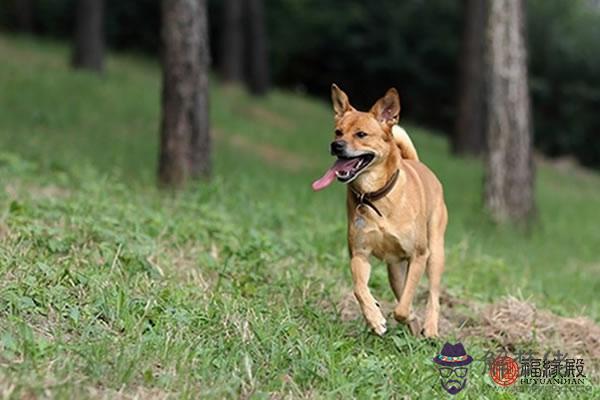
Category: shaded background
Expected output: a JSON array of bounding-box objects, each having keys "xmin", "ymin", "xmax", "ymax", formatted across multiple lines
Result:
[{"xmin": 1, "ymin": 0, "xmax": 599, "ymax": 168}]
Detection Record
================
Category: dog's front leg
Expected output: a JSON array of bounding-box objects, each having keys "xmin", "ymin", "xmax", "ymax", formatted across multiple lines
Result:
[{"xmin": 351, "ymin": 255, "xmax": 387, "ymax": 336}]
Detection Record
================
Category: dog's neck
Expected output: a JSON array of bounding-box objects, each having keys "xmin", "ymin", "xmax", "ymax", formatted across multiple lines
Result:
[{"xmin": 351, "ymin": 145, "xmax": 402, "ymax": 194}]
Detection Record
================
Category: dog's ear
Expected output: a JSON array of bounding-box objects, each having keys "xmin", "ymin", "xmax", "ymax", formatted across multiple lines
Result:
[
  {"xmin": 331, "ymin": 83, "xmax": 353, "ymax": 118},
  {"xmin": 370, "ymin": 88, "xmax": 401, "ymax": 126}
]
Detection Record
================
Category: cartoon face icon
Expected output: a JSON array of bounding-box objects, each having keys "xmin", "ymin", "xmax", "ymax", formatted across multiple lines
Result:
[
  {"xmin": 433, "ymin": 342, "xmax": 473, "ymax": 395},
  {"xmin": 437, "ymin": 365, "xmax": 469, "ymax": 395}
]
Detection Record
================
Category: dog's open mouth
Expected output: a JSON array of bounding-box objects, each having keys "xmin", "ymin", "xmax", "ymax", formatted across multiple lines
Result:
[
  {"xmin": 334, "ymin": 154, "xmax": 375, "ymax": 182},
  {"xmin": 312, "ymin": 153, "xmax": 375, "ymax": 191}
]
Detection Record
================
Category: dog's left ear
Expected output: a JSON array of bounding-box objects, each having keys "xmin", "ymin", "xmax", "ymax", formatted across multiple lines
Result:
[
  {"xmin": 370, "ymin": 88, "xmax": 401, "ymax": 126},
  {"xmin": 331, "ymin": 83, "xmax": 353, "ymax": 118}
]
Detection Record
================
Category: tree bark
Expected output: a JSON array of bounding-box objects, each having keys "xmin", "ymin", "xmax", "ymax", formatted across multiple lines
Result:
[
  {"xmin": 220, "ymin": 0, "xmax": 244, "ymax": 83},
  {"xmin": 72, "ymin": 0, "xmax": 105, "ymax": 73},
  {"xmin": 245, "ymin": 0, "xmax": 270, "ymax": 95},
  {"xmin": 453, "ymin": 0, "xmax": 487, "ymax": 156},
  {"xmin": 14, "ymin": 0, "xmax": 34, "ymax": 32},
  {"xmin": 484, "ymin": 0, "xmax": 535, "ymax": 224},
  {"xmin": 158, "ymin": 0, "xmax": 211, "ymax": 187}
]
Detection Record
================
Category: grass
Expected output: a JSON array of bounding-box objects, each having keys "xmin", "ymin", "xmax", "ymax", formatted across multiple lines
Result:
[{"xmin": 0, "ymin": 34, "xmax": 599, "ymax": 399}]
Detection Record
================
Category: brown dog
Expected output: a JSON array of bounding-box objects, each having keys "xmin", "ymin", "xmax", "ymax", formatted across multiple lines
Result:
[{"xmin": 312, "ymin": 84, "xmax": 447, "ymax": 337}]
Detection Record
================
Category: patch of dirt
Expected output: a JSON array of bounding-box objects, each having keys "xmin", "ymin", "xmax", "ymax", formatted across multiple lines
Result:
[
  {"xmin": 535, "ymin": 152, "xmax": 600, "ymax": 181},
  {"xmin": 87, "ymin": 385, "xmax": 175, "ymax": 400},
  {"xmin": 457, "ymin": 297, "xmax": 600, "ymax": 360},
  {"xmin": 4, "ymin": 183, "xmax": 70, "ymax": 200},
  {"xmin": 337, "ymin": 292, "xmax": 362, "ymax": 322},
  {"xmin": 146, "ymin": 240, "xmax": 217, "ymax": 292},
  {"xmin": 238, "ymin": 104, "xmax": 295, "ymax": 131},
  {"xmin": 215, "ymin": 129, "xmax": 309, "ymax": 172},
  {"xmin": 0, "ymin": 222, "xmax": 9, "ymax": 241},
  {"xmin": 333, "ymin": 290, "xmax": 600, "ymax": 376},
  {"xmin": 0, "ymin": 37, "xmax": 66, "ymax": 69}
]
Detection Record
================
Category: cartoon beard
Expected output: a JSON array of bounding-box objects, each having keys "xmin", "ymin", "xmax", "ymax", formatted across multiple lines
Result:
[{"xmin": 441, "ymin": 378, "xmax": 466, "ymax": 395}]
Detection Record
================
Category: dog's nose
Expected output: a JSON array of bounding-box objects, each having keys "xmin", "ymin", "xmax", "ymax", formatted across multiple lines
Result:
[{"xmin": 330, "ymin": 140, "xmax": 347, "ymax": 155}]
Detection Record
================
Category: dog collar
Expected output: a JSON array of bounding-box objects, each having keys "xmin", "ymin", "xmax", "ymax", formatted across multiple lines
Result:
[{"xmin": 350, "ymin": 169, "xmax": 400, "ymax": 217}]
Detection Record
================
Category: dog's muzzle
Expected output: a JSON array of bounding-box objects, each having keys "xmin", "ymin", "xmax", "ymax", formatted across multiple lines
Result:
[{"xmin": 330, "ymin": 140, "xmax": 347, "ymax": 156}]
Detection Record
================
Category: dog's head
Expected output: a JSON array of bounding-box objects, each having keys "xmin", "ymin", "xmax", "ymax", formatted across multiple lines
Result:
[{"xmin": 312, "ymin": 84, "xmax": 401, "ymax": 191}]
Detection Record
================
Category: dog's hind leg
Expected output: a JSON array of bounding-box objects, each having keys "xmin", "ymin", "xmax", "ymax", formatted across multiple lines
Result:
[
  {"xmin": 423, "ymin": 204, "xmax": 448, "ymax": 338},
  {"xmin": 394, "ymin": 251, "xmax": 428, "ymax": 335},
  {"xmin": 351, "ymin": 255, "xmax": 387, "ymax": 336},
  {"xmin": 387, "ymin": 260, "xmax": 407, "ymax": 301}
]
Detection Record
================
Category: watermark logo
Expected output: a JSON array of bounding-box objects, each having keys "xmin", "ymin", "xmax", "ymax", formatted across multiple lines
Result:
[
  {"xmin": 430, "ymin": 346, "xmax": 590, "ymax": 394},
  {"xmin": 489, "ymin": 355, "xmax": 519, "ymax": 386},
  {"xmin": 432, "ymin": 342, "xmax": 473, "ymax": 395},
  {"xmin": 483, "ymin": 349, "xmax": 589, "ymax": 393}
]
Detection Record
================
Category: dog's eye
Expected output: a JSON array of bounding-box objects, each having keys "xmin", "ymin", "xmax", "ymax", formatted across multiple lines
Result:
[
  {"xmin": 335, "ymin": 129, "xmax": 343, "ymax": 137},
  {"xmin": 355, "ymin": 131, "xmax": 368, "ymax": 138}
]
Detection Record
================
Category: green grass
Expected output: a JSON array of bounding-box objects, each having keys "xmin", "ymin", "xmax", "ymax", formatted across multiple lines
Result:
[{"xmin": 0, "ymin": 35, "xmax": 599, "ymax": 399}]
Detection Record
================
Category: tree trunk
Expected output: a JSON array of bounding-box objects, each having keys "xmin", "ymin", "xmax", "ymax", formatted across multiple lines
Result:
[
  {"xmin": 220, "ymin": 0, "xmax": 244, "ymax": 83},
  {"xmin": 453, "ymin": 0, "xmax": 487, "ymax": 156},
  {"xmin": 245, "ymin": 0, "xmax": 270, "ymax": 95},
  {"xmin": 14, "ymin": 0, "xmax": 34, "ymax": 32},
  {"xmin": 72, "ymin": 0, "xmax": 105, "ymax": 73},
  {"xmin": 158, "ymin": 0, "xmax": 211, "ymax": 187},
  {"xmin": 484, "ymin": 0, "xmax": 535, "ymax": 224}
]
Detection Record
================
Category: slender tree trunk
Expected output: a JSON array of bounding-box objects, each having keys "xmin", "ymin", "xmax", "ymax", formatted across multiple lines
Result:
[
  {"xmin": 220, "ymin": 0, "xmax": 244, "ymax": 83},
  {"xmin": 72, "ymin": 0, "xmax": 105, "ymax": 73},
  {"xmin": 484, "ymin": 0, "xmax": 535, "ymax": 224},
  {"xmin": 189, "ymin": 0, "xmax": 212, "ymax": 179},
  {"xmin": 14, "ymin": 0, "xmax": 34, "ymax": 32},
  {"xmin": 245, "ymin": 0, "xmax": 270, "ymax": 95},
  {"xmin": 158, "ymin": 0, "xmax": 211, "ymax": 187},
  {"xmin": 453, "ymin": 0, "xmax": 487, "ymax": 156}
]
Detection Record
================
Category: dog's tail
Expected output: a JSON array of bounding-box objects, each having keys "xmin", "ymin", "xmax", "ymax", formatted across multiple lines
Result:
[{"xmin": 392, "ymin": 125, "xmax": 419, "ymax": 161}]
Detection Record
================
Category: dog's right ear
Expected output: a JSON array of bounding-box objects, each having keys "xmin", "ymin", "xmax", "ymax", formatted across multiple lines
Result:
[
  {"xmin": 331, "ymin": 83, "xmax": 353, "ymax": 118},
  {"xmin": 370, "ymin": 88, "xmax": 401, "ymax": 127}
]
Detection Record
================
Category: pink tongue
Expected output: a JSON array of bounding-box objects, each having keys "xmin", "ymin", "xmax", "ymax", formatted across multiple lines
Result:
[{"xmin": 312, "ymin": 158, "xmax": 359, "ymax": 191}]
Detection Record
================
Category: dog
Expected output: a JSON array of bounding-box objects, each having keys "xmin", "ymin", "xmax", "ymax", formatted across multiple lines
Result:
[{"xmin": 312, "ymin": 84, "xmax": 447, "ymax": 337}]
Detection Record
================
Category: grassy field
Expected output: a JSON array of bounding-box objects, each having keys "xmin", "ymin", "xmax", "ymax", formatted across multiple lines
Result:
[{"xmin": 0, "ymin": 35, "xmax": 599, "ymax": 399}]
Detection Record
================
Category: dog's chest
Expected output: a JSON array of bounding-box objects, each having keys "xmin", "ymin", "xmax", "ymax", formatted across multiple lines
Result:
[{"xmin": 351, "ymin": 213, "xmax": 416, "ymax": 260}]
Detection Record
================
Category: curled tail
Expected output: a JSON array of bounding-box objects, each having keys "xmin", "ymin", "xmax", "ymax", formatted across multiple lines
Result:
[{"xmin": 392, "ymin": 125, "xmax": 419, "ymax": 161}]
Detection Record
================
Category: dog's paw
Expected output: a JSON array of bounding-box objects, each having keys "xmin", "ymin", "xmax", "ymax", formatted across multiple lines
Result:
[
  {"xmin": 393, "ymin": 304, "xmax": 410, "ymax": 323},
  {"xmin": 370, "ymin": 318, "xmax": 387, "ymax": 336},
  {"xmin": 364, "ymin": 307, "xmax": 387, "ymax": 336},
  {"xmin": 422, "ymin": 323, "xmax": 439, "ymax": 338}
]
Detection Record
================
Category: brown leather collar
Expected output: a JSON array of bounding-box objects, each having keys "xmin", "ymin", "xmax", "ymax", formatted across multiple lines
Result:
[{"xmin": 350, "ymin": 169, "xmax": 399, "ymax": 217}]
